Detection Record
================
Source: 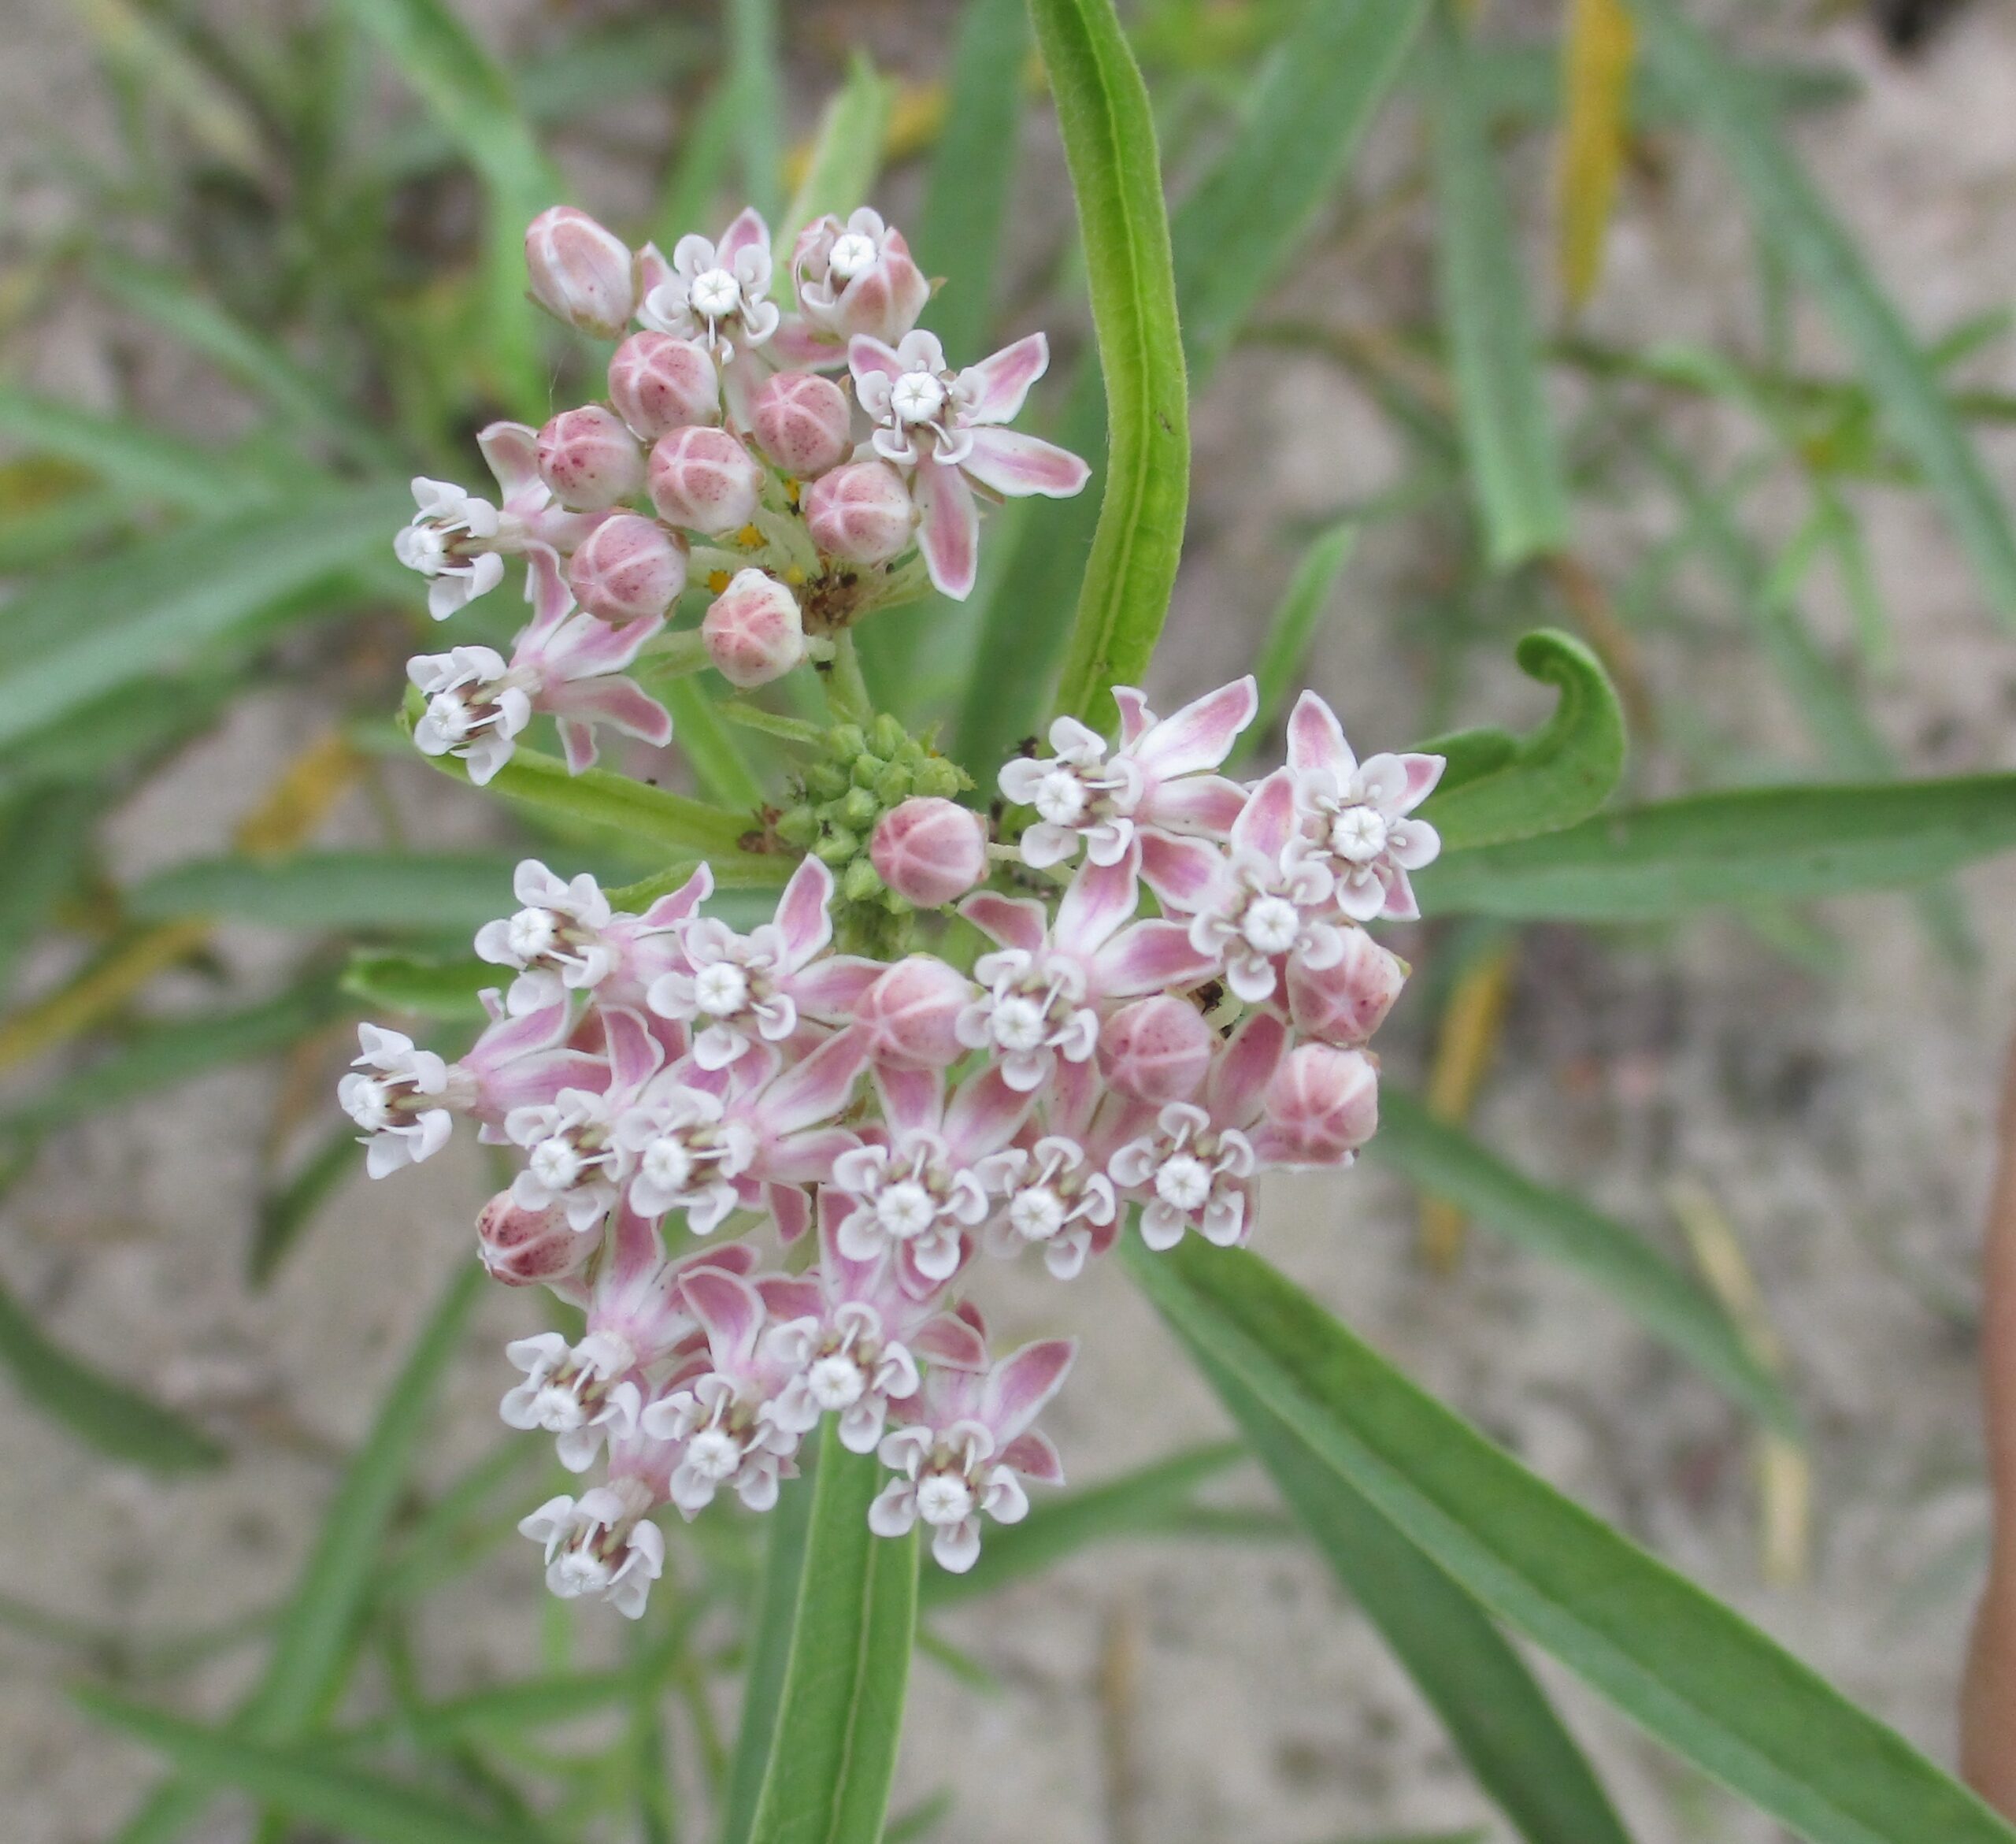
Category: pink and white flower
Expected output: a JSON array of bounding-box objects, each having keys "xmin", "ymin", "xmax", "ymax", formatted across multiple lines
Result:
[
  {"xmin": 518, "ymin": 1451, "xmax": 667, "ymax": 1620},
  {"xmin": 976, "ymin": 1133, "xmax": 1117, "ymax": 1280},
  {"xmin": 782, "ymin": 208, "xmax": 930, "ymax": 358},
  {"xmin": 394, "ymin": 480, "xmax": 506, "ymax": 620},
  {"xmin": 506, "ymin": 1008, "xmax": 664, "ymax": 1232},
  {"xmin": 998, "ymin": 678, "xmax": 1256, "ymax": 870},
  {"xmin": 1286, "ymin": 692, "xmax": 1443, "ymax": 922},
  {"xmin": 869, "ymin": 1337, "xmax": 1074, "ymax": 1573},
  {"xmin": 848, "ymin": 329, "xmax": 1089, "ymax": 599}
]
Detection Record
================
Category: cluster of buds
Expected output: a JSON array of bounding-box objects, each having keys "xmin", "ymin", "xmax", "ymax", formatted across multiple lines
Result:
[
  {"xmin": 394, "ymin": 202, "xmax": 1089, "ymax": 793},
  {"xmin": 343, "ymin": 664, "xmax": 1440, "ymax": 1610}
]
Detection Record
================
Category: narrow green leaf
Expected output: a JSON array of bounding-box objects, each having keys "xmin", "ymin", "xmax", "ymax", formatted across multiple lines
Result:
[
  {"xmin": 953, "ymin": 0, "xmax": 1427, "ymax": 769},
  {"xmin": 1415, "ymin": 774, "xmax": 2016, "ymax": 921},
  {"xmin": 1127, "ymin": 1236, "xmax": 2016, "ymax": 1844},
  {"xmin": 917, "ymin": 0, "xmax": 1032, "ymax": 362},
  {"xmin": 1627, "ymin": 0, "xmax": 2016, "ymax": 623},
  {"xmin": 1195, "ymin": 1352, "xmax": 1634, "ymax": 1844},
  {"xmin": 921, "ymin": 1441, "xmax": 1243, "ymax": 1606},
  {"xmin": 1171, "ymin": 0, "xmax": 1430, "ymax": 378},
  {"xmin": 1424, "ymin": 3, "xmax": 1570, "ymax": 569},
  {"xmin": 341, "ymin": 951, "xmax": 492, "ymax": 1022},
  {"xmin": 0, "ymin": 785, "xmax": 102, "ymax": 1003},
  {"xmin": 1556, "ymin": 0, "xmax": 1636, "ymax": 310},
  {"xmin": 1414, "ymin": 631, "xmax": 1625, "ymax": 850},
  {"xmin": 660, "ymin": 681, "xmax": 766, "ymax": 812},
  {"xmin": 748, "ymin": 1423, "xmax": 918, "ymax": 1844},
  {"xmin": 1236, "ymin": 522, "xmax": 1358, "ymax": 769},
  {"xmin": 0, "ymin": 481, "xmax": 411, "ymax": 750},
  {"xmin": 0, "ymin": 1277, "xmax": 224, "ymax": 1472},
  {"xmin": 1036, "ymin": 0, "xmax": 1189, "ymax": 735},
  {"xmin": 779, "ymin": 56, "xmax": 893, "ymax": 257},
  {"xmin": 720, "ymin": 1440, "xmax": 818, "ymax": 1844},
  {"xmin": 128, "ymin": 851, "xmax": 526, "ymax": 933},
  {"xmin": 1372, "ymin": 1091, "xmax": 1797, "ymax": 1433},
  {"xmin": 248, "ymin": 1126, "xmax": 360, "ymax": 1289},
  {"xmin": 0, "ymin": 981, "xmax": 350, "ymax": 1135},
  {"xmin": 420, "ymin": 742, "xmax": 788, "ymax": 882},
  {"xmin": 728, "ymin": 0, "xmax": 783, "ymax": 221},
  {"xmin": 655, "ymin": 76, "xmax": 743, "ymax": 250},
  {"xmin": 77, "ymin": 1690, "xmax": 552, "ymax": 1844},
  {"xmin": 0, "ymin": 388, "xmax": 264, "ymax": 514},
  {"xmin": 1465, "ymin": 39, "xmax": 1857, "ymax": 127},
  {"xmin": 110, "ymin": 1265, "xmax": 483, "ymax": 1844}
]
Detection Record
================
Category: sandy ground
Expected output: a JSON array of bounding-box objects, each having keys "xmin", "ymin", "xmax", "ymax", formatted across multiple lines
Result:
[{"xmin": 5, "ymin": 2, "xmax": 2016, "ymax": 1840}]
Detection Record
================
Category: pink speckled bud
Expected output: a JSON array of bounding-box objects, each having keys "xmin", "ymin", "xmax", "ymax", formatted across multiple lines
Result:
[
  {"xmin": 537, "ymin": 406, "xmax": 646, "ymax": 512},
  {"xmin": 855, "ymin": 954, "xmax": 976, "ymax": 1068},
  {"xmin": 648, "ymin": 425, "xmax": 762, "ymax": 535},
  {"xmin": 805, "ymin": 460, "xmax": 914, "ymax": 565},
  {"xmin": 609, "ymin": 332, "xmax": 720, "ymax": 438},
  {"xmin": 477, "ymin": 1190, "xmax": 595, "ymax": 1286},
  {"xmin": 1253, "ymin": 1044, "xmax": 1379, "ymax": 1168},
  {"xmin": 870, "ymin": 797, "xmax": 988, "ymax": 909},
  {"xmin": 524, "ymin": 206, "xmax": 637, "ymax": 339},
  {"xmin": 1285, "ymin": 926, "xmax": 1408, "ymax": 1047},
  {"xmin": 751, "ymin": 371, "xmax": 852, "ymax": 477},
  {"xmin": 1099, "ymin": 994, "xmax": 1217, "ymax": 1104},
  {"xmin": 567, "ymin": 514, "xmax": 687, "ymax": 623},
  {"xmin": 701, "ymin": 570, "xmax": 805, "ymax": 687}
]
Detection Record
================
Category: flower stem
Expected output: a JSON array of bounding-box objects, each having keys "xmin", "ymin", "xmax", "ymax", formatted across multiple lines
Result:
[{"xmin": 821, "ymin": 631, "xmax": 874, "ymax": 726}]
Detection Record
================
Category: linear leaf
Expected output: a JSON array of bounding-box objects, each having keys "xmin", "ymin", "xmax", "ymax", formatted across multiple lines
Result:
[
  {"xmin": 248, "ymin": 1126, "xmax": 359, "ymax": 1289},
  {"xmin": 0, "ymin": 481, "xmax": 411, "ymax": 750},
  {"xmin": 779, "ymin": 55, "xmax": 893, "ymax": 257},
  {"xmin": 128, "ymin": 852, "xmax": 527, "ymax": 934},
  {"xmin": 1415, "ymin": 774, "xmax": 2016, "ymax": 921},
  {"xmin": 0, "ymin": 388, "xmax": 264, "ymax": 514},
  {"xmin": 341, "ymin": 951, "xmax": 493, "ymax": 1022},
  {"xmin": 916, "ymin": 0, "xmax": 1032, "ymax": 362},
  {"xmin": 953, "ymin": 0, "xmax": 1428, "ymax": 770},
  {"xmin": 1415, "ymin": 631, "xmax": 1625, "ymax": 850},
  {"xmin": 1039, "ymin": 0, "xmax": 1190, "ymax": 736},
  {"xmin": 1425, "ymin": 2, "xmax": 1571, "ymax": 568},
  {"xmin": 1237, "ymin": 521, "xmax": 1358, "ymax": 767},
  {"xmin": 1126, "ymin": 1236, "xmax": 2016, "ymax": 1844},
  {"xmin": 1556, "ymin": 0, "xmax": 1636, "ymax": 309},
  {"xmin": 0, "ymin": 785, "xmax": 102, "ymax": 1003},
  {"xmin": 1625, "ymin": 0, "xmax": 2016, "ymax": 625},
  {"xmin": 749, "ymin": 1423, "xmax": 918, "ymax": 1844},
  {"xmin": 921, "ymin": 1441, "xmax": 1243, "ymax": 1606},
  {"xmin": 77, "ymin": 1691, "xmax": 551, "ymax": 1844},
  {"xmin": 1193, "ymin": 1351, "xmax": 1634, "ymax": 1844},
  {"xmin": 1372, "ymin": 1091, "xmax": 1797, "ymax": 1433},
  {"xmin": 0, "ymin": 1277, "xmax": 224, "ymax": 1472}
]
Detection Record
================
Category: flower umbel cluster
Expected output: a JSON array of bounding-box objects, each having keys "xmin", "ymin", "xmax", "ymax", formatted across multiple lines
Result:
[
  {"xmin": 395, "ymin": 202, "xmax": 1089, "ymax": 792},
  {"xmin": 346, "ymin": 672, "xmax": 1439, "ymax": 1610}
]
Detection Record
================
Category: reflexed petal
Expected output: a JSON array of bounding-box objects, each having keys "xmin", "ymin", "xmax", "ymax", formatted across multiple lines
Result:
[
  {"xmin": 958, "ymin": 890, "xmax": 1048, "ymax": 955},
  {"xmin": 984, "ymin": 1338, "xmax": 1076, "ymax": 1441},
  {"xmin": 961, "ymin": 332, "xmax": 1049, "ymax": 422},
  {"xmin": 1228, "ymin": 769, "xmax": 1299, "ymax": 862},
  {"xmin": 1146, "ymin": 774, "xmax": 1248, "ymax": 837},
  {"xmin": 1054, "ymin": 844, "xmax": 1140, "ymax": 959},
  {"xmin": 1207, "ymin": 1011, "xmax": 1288, "ymax": 1127},
  {"xmin": 914, "ymin": 459, "xmax": 980, "ymax": 600},
  {"xmin": 681, "ymin": 1266, "xmax": 765, "ymax": 1363},
  {"xmin": 1139, "ymin": 831, "xmax": 1226, "ymax": 912},
  {"xmin": 716, "ymin": 206, "xmax": 769, "ymax": 266},
  {"xmin": 959, "ymin": 428, "xmax": 1089, "ymax": 500},
  {"xmin": 1001, "ymin": 1429, "xmax": 1065, "ymax": 1486},
  {"xmin": 1284, "ymin": 688, "xmax": 1356, "ymax": 777},
  {"xmin": 1133, "ymin": 677, "xmax": 1257, "ymax": 778},
  {"xmin": 1093, "ymin": 919, "xmax": 1220, "ymax": 998},
  {"xmin": 773, "ymin": 855, "xmax": 836, "ymax": 964}
]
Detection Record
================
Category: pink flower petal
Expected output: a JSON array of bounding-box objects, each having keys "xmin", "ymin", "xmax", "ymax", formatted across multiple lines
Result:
[
  {"xmin": 557, "ymin": 718, "xmax": 598, "ymax": 774},
  {"xmin": 1397, "ymin": 753, "xmax": 1446, "ymax": 811},
  {"xmin": 911, "ymin": 1312, "xmax": 989, "ymax": 1372},
  {"xmin": 1054, "ymin": 844, "xmax": 1139, "ymax": 959},
  {"xmin": 522, "ymin": 548, "xmax": 573, "ymax": 646},
  {"xmin": 1093, "ymin": 919, "xmax": 1220, "ymax": 997},
  {"xmin": 1139, "ymin": 831, "xmax": 1226, "ymax": 912},
  {"xmin": 545, "ymin": 678, "xmax": 673, "ymax": 748},
  {"xmin": 1133, "ymin": 677, "xmax": 1257, "ymax": 779},
  {"xmin": 638, "ymin": 863, "xmax": 714, "ymax": 928},
  {"xmin": 604, "ymin": 1204, "xmax": 662, "ymax": 1286},
  {"xmin": 549, "ymin": 609, "xmax": 665, "ymax": 677},
  {"xmin": 478, "ymin": 421, "xmax": 540, "ymax": 497},
  {"xmin": 984, "ymin": 1338, "xmax": 1076, "ymax": 1443},
  {"xmin": 1144, "ymin": 775, "xmax": 1248, "ymax": 837},
  {"xmin": 716, "ymin": 206, "xmax": 769, "ymax": 267},
  {"xmin": 1229, "ymin": 769, "xmax": 1299, "ymax": 862},
  {"xmin": 790, "ymin": 955, "xmax": 883, "ymax": 1019},
  {"xmin": 1000, "ymin": 1429, "xmax": 1065, "ymax": 1486},
  {"xmin": 914, "ymin": 458, "xmax": 980, "ymax": 600},
  {"xmin": 847, "ymin": 333, "xmax": 906, "ymax": 387},
  {"xmin": 958, "ymin": 890, "xmax": 1048, "ymax": 955},
  {"xmin": 961, "ymin": 332, "xmax": 1049, "ymax": 424},
  {"xmin": 959, "ymin": 428, "xmax": 1089, "ymax": 500},
  {"xmin": 602, "ymin": 1007, "xmax": 666, "ymax": 1093},
  {"xmin": 758, "ymin": 1027, "xmax": 868, "ymax": 1134},
  {"xmin": 683, "ymin": 1266, "xmax": 765, "ymax": 1364},
  {"xmin": 1285, "ymin": 690, "xmax": 1355, "ymax": 778},
  {"xmin": 943, "ymin": 1067, "xmax": 1034, "ymax": 1160},
  {"xmin": 773, "ymin": 856, "xmax": 836, "ymax": 966},
  {"xmin": 873, "ymin": 1063, "xmax": 944, "ymax": 1137},
  {"xmin": 1206, "ymin": 1011, "xmax": 1288, "ymax": 1128},
  {"xmin": 767, "ymin": 1181, "xmax": 812, "ymax": 1244},
  {"xmin": 1112, "ymin": 686, "xmax": 1155, "ymax": 748}
]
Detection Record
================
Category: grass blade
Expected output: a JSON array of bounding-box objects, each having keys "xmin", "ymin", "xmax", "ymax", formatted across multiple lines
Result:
[
  {"xmin": 1372, "ymin": 1090, "xmax": 1799, "ymax": 1434},
  {"xmin": 779, "ymin": 55, "xmax": 894, "ymax": 257},
  {"xmin": 1415, "ymin": 774, "xmax": 2016, "ymax": 920},
  {"xmin": 1033, "ymin": 0, "xmax": 1189, "ymax": 736},
  {"xmin": 1414, "ymin": 631, "xmax": 1625, "ymax": 850},
  {"xmin": 1556, "ymin": 0, "xmax": 1636, "ymax": 310},
  {"xmin": 748, "ymin": 1422, "xmax": 918, "ymax": 1844},
  {"xmin": 916, "ymin": 0, "xmax": 1032, "ymax": 362},
  {"xmin": 1126, "ymin": 1235, "xmax": 2016, "ymax": 1844},
  {"xmin": 0, "ymin": 388, "xmax": 265, "ymax": 514},
  {"xmin": 78, "ymin": 1690, "xmax": 551, "ymax": 1844},
  {"xmin": 248, "ymin": 1126, "xmax": 360, "ymax": 1289},
  {"xmin": 1194, "ymin": 1351, "xmax": 1635, "ymax": 1844},
  {"xmin": 1625, "ymin": 0, "xmax": 2016, "ymax": 625},
  {"xmin": 128, "ymin": 851, "xmax": 528, "ymax": 934},
  {"xmin": 1236, "ymin": 521, "xmax": 1358, "ymax": 767},
  {"xmin": 728, "ymin": 0, "xmax": 784, "ymax": 221},
  {"xmin": 1424, "ymin": 2, "xmax": 1571, "ymax": 568},
  {"xmin": 0, "ymin": 1277, "xmax": 225, "ymax": 1472}
]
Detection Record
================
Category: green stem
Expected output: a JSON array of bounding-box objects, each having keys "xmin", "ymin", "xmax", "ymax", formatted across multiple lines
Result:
[
  {"xmin": 636, "ymin": 629, "xmax": 713, "ymax": 681},
  {"xmin": 820, "ymin": 632, "xmax": 874, "ymax": 726}
]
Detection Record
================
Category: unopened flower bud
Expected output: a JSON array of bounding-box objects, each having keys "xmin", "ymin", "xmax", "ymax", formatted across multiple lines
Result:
[
  {"xmin": 1256, "ymin": 1045, "xmax": 1380, "ymax": 1167},
  {"xmin": 649, "ymin": 425, "xmax": 762, "ymax": 535},
  {"xmin": 701, "ymin": 569, "xmax": 805, "ymax": 687},
  {"xmin": 1099, "ymin": 994, "xmax": 1217, "ymax": 1104},
  {"xmin": 869, "ymin": 797, "xmax": 988, "ymax": 909},
  {"xmin": 842, "ymin": 857, "xmax": 886, "ymax": 904},
  {"xmin": 1285, "ymin": 927, "xmax": 1408, "ymax": 1046},
  {"xmin": 856, "ymin": 955, "xmax": 976, "ymax": 1067},
  {"xmin": 805, "ymin": 461, "xmax": 914, "ymax": 564},
  {"xmin": 752, "ymin": 372, "xmax": 852, "ymax": 477},
  {"xmin": 525, "ymin": 206, "xmax": 638, "ymax": 339},
  {"xmin": 609, "ymin": 332, "xmax": 720, "ymax": 438},
  {"xmin": 568, "ymin": 514, "xmax": 687, "ymax": 623},
  {"xmin": 478, "ymin": 1190, "xmax": 595, "ymax": 1286},
  {"xmin": 537, "ymin": 406, "xmax": 646, "ymax": 512}
]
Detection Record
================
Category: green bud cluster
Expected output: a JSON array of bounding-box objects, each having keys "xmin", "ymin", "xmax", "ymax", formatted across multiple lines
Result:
[{"xmin": 775, "ymin": 712, "xmax": 971, "ymax": 955}]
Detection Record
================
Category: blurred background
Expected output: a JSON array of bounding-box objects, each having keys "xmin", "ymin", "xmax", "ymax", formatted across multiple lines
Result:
[{"xmin": 2, "ymin": 0, "xmax": 2014, "ymax": 1839}]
